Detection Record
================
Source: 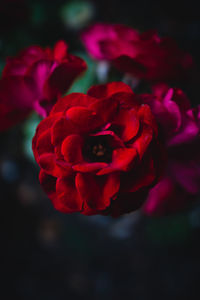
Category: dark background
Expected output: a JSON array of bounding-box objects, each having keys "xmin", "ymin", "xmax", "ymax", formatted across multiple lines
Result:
[{"xmin": 1, "ymin": 1, "xmax": 200, "ymax": 299}]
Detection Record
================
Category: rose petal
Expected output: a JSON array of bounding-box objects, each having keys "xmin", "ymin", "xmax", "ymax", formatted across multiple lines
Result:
[
  {"xmin": 87, "ymin": 81, "xmax": 133, "ymax": 99},
  {"xmin": 97, "ymin": 148, "xmax": 137, "ymax": 175},
  {"xmin": 113, "ymin": 108, "xmax": 140, "ymax": 142},
  {"xmin": 143, "ymin": 177, "xmax": 189, "ymax": 216},
  {"xmin": 38, "ymin": 153, "xmax": 72, "ymax": 177},
  {"xmin": 26, "ymin": 59, "xmax": 57, "ymax": 98},
  {"xmin": 50, "ymin": 93, "xmax": 96, "ymax": 115},
  {"xmin": 0, "ymin": 76, "xmax": 37, "ymax": 109},
  {"xmin": 108, "ymin": 92, "xmax": 139, "ymax": 108},
  {"xmin": 3, "ymin": 46, "xmax": 45, "ymax": 77},
  {"xmin": 81, "ymin": 23, "xmax": 117, "ymax": 60},
  {"xmin": 89, "ymin": 97, "xmax": 118, "ymax": 123},
  {"xmin": 51, "ymin": 117, "xmax": 77, "ymax": 146},
  {"xmin": 170, "ymin": 160, "xmax": 200, "ymax": 194},
  {"xmin": 128, "ymin": 158, "xmax": 156, "ymax": 193},
  {"xmin": 46, "ymin": 57, "xmax": 87, "ymax": 99},
  {"xmin": 61, "ymin": 134, "xmax": 83, "ymax": 164},
  {"xmin": 66, "ymin": 106, "xmax": 103, "ymax": 132},
  {"xmin": 138, "ymin": 104, "xmax": 158, "ymax": 136},
  {"xmin": 162, "ymin": 88, "xmax": 182, "ymax": 132},
  {"xmin": 39, "ymin": 170, "xmax": 57, "ymax": 200},
  {"xmin": 76, "ymin": 173, "xmax": 120, "ymax": 210},
  {"xmin": 73, "ymin": 162, "xmax": 108, "ymax": 172},
  {"xmin": 168, "ymin": 117, "xmax": 199, "ymax": 146},
  {"xmin": 34, "ymin": 113, "xmax": 60, "ymax": 138},
  {"xmin": 53, "ymin": 40, "xmax": 68, "ymax": 61},
  {"xmin": 32, "ymin": 114, "xmax": 60, "ymax": 159},
  {"xmin": 172, "ymin": 88, "xmax": 191, "ymax": 112},
  {"xmin": 35, "ymin": 129, "xmax": 54, "ymax": 159},
  {"xmin": 56, "ymin": 176, "xmax": 83, "ymax": 211},
  {"xmin": 132, "ymin": 125, "xmax": 153, "ymax": 158}
]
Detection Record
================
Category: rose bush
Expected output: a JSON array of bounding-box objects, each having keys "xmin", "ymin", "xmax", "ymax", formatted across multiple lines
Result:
[
  {"xmin": 140, "ymin": 84, "xmax": 200, "ymax": 215},
  {"xmin": 81, "ymin": 23, "xmax": 193, "ymax": 82},
  {"xmin": 33, "ymin": 82, "xmax": 165, "ymax": 216},
  {"xmin": 0, "ymin": 40, "xmax": 87, "ymax": 131}
]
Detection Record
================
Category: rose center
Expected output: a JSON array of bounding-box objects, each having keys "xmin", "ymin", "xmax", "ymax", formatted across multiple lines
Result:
[
  {"xmin": 83, "ymin": 136, "xmax": 112, "ymax": 163},
  {"xmin": 92, "ymin": 144, "xmax": 106, "ymax": 157}
]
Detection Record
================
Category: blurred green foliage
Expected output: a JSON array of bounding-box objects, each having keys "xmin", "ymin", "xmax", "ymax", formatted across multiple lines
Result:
[
  {"xmin": 60, "ymin": 1, "xmax": 95, "ymax": 30},
  {"xmin": 146, "ymin": 214, "xmax": 192, "ymax": 246}
]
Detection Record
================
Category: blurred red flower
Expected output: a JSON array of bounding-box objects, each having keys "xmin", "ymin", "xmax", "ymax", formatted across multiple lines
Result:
[
  {"xmin": 82, "ymin": 23, "xmax": 193, "ymax": 82},
  {"xmin": 0, "ymin": 40, "xmax": 87, "ymax": 131},
  {"xmin": 32, "ymin": 82, "xmax": 165, "ymax": 216}
]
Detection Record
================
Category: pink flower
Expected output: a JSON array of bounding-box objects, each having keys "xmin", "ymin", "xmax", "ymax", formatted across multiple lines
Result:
[
  {"xmin": 81, "ymin": 23, "xmax": 193, "ymax": 82},
  {"xmin": 0, "ymin": 40, "xmax": 87, "ymax": 130},
  {"xmin": 141, "ymin": 84, "xmax": 200, "ymax": 216},
  {"xmin": 82, "ymin": 23, "xmax": 139, "ymax": 60},
  {"xmin": 141, "ymin": 84, "xmax": 200, "ymax": 146}
]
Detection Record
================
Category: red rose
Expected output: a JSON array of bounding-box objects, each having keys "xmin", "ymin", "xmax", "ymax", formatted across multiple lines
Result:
[
  {"xmin": 81, "ymin": 23, "xmax": 193, "ymax": 82},
  {"xmin": 0, "ymin": 40, "xmax": 87, "ymax": 131},
  {"xmin": 32, "ymin": 82, "xmax": 165, "ymax": 217}
]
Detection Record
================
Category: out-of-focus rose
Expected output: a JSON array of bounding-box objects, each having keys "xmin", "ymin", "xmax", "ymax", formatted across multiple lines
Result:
[
  {"xmin": 81, "ymin": 23, "xmax": 193, "ymax": 82},
  {"xmin": 32, "ymin": 82, "xmax": 165, "ymax": 217},
  {"xmin": 0, "ymin": 40, "xmax": 87, "ymax": 131},
  {"xmin": 141, "ymin": 84, "xmax": 200, "ymax": 216},
  {"xmin": 0, "ymin": 101, "xmax": 30, "ymax": 132}
]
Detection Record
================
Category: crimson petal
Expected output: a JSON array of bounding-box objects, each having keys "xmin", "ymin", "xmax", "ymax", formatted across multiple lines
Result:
[
  {"xmin": 50, "ymin": 93, "xmax": 96, "ymax": 115},
  {"xmin": 97, "ymin": 148, "xmax": 137, "ymax": 175},
  {"xmin": 56, "ymin": 177, "xmax": 83, "ymax": 212},
  {"xmin": 46, "ymin": 58, "xmax": 86, "ymax": 99},
  {"xmin": 38, "ymin": 153, "xmax": 72, "ymax": 177},
  {"xmin": 51, "ymin": 117, "xmax": 77, "ymax": 146},
  {"xmin": 114, "ymin": 108, "xmax": 140, "ymax": 142},
  {"xmin": 66, "ymin": 106, "xmax": 103, "ymax": 132},
  {"xmin": 61, "ymin": 134, "xmax": 83, "ymax": 164},
  {"xmin": 53, "ymin": 40, "xmax": 68, "ymax": 61},
  {"xmin": 138, "ymin": 104, "xmax": 158, "ymax": 136},
  {"xmin": 76, "ymin": 173, "xmax": 120, "ymax": 210},
  {"xmin": 87, "ymin": 81, "xmax": 133, "ymax": 99},
  {"xmin": 132, "ymin": 125, "xmax": 153, "ymax": 158},
  {"xmin": 89, "ymin": 97, "xmax": 119, "ymax": 123},
  {"xmin": 39, "ymin": 170, "xmax": 57, "ymax": 200},
  {"xmin": 35, "ymin": 129, "xmax": 54, "ymax": 159},
  {"xmin": 73, "ymin": 162, "xmax": 108, "ymax": 173},
  {"xmin": 26, "ymin": 59, "xmax": 57, "ymax": 98}
]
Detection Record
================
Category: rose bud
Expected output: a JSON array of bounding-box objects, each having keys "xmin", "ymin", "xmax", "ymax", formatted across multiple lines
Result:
[
  {"xmin": 32, "ymin": 82, "xmax": 165, "ymax": 217},
  {"xmin": 0, "ymin": 40, "xmax": 87, "ymax": 131},
  {"xmin": 81, "ymin": 23, "xmax": 193, "ymax": 83}
]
